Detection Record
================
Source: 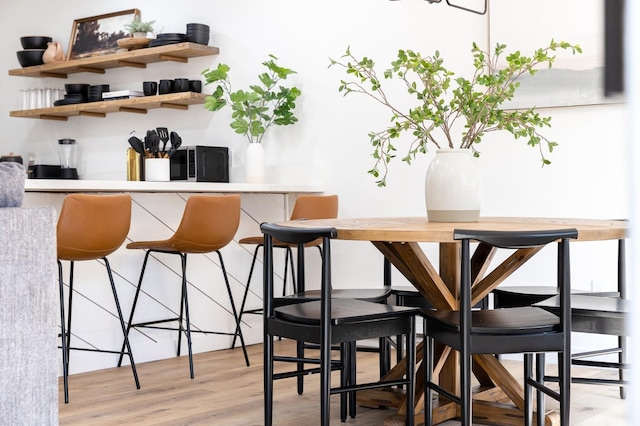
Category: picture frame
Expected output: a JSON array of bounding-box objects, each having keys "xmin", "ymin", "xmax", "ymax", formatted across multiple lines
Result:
[
  {"xmin": 490, "ymin": 0, "xmax": 624, "ymax": 109},
  {"xmin": 67, "ymin": 9, "xmax": 140, "ymax": 61}
]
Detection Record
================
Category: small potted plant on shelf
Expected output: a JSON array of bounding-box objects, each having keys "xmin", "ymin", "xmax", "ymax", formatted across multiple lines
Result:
[
  {"xmin": 124, "ymin": 16, "xmax": 156, "ymax": 38},
  {"xmin": 329, "ymin": 40, "xmax": 581, "ymax": 222},
  {"xmin": 202, "ymin": 54, "xmax": 302, "ymax": 183}
]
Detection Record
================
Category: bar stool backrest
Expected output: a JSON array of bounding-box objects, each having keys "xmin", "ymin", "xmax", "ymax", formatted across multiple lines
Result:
[
  {"xmin": 290, "ymin": 195, "xmax": 338, "ymax": 221},
  {"xmin": 57, "ymin": 194, "xmax": 131, "ymax": 261},
  {"xmin": 168, "ymin": 194, "xmax": 241, "ymax": 253}
]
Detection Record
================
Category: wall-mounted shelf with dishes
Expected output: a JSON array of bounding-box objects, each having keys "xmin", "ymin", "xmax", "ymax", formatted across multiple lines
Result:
[
  {"xmin": 8, "ymin": 42, "xmax": 219, "ymax": 78},
  {"xmin": 10, "ymin": 92, "xmax": 208, "ymax": 121},
  {"xmin": 8, "ymin": 42, "xmax": 218, "ymax": 120}
]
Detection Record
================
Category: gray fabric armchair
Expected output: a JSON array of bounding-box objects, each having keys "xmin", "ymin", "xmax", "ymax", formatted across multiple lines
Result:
[{"xmin": 0, "ymin": 166, "xmax": 58, "ymax": 424}]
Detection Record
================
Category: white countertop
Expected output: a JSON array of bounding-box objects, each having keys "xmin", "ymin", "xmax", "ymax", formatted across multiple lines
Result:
[{"xmin": 24, "ymin": 179, "xmax": 324, "ymax": 194}]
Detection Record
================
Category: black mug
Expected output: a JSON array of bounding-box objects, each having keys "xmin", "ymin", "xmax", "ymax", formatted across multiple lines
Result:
[
  {"xmin": 173, "ymin": 78, "xmax": 190, "ymax": 92},
  {"xmin": 189, "ymin": 80, "xmax": 202, "ymax": 93},
  {"xmin": 158, "ymin": 79, "xmax": 174, "ymax": 95},
  {"xmin": 142, "ymin": 81, "xmax": 157, "ymax": 96}
]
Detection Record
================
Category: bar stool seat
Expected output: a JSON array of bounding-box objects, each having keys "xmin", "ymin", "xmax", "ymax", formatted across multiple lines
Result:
[{"xmin": 119, "ymin": 195, "xmax": 249, "ymax": 378}]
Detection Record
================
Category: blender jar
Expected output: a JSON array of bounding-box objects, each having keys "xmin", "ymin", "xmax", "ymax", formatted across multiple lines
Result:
[{"xmin": 58, "ymin": 139, "xmax": 77, "ymax": 169}]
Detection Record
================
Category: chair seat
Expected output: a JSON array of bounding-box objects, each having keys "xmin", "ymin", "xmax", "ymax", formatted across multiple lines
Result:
[
  {"xmin": 275, "ymin": 298, "xmax": 416, "ymax": 326},
  {"xmin": 280, "ymin": 287, "xmax": 391, "ymax": 305},
  {"xmin": 535, "ymin": 294, "xmax": 630, "ymax": 336},
  {"xmin": 493, "ymin": 285, "xmax": 620, "ymax": 308},
  {"xmin": 239, "ymin": 235, "xmax": 322, "ymax": 248},
  {"xmin": 422, "ymin": 306, "xmax": 559, "ymax": 335}
]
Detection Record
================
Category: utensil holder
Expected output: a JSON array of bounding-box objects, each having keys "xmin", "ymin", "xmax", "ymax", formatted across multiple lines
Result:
[{"xmin": 145, "ymin": 158, "xmax": 169, "ymax": 182}]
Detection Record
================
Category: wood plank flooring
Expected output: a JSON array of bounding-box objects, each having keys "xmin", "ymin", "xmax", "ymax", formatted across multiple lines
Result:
[{"xmin": 59, "ymin": 340, "xmax": 629, "ymax": 425}]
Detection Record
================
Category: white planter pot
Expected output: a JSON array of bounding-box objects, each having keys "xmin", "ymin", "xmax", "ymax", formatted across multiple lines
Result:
[
  {"xmin": 424, "ymin": 149, "xmax": 481, "ymax": 222},
  {"xmin": 246, "ymin": 143, "xmax": 265, "ymax": 183}
]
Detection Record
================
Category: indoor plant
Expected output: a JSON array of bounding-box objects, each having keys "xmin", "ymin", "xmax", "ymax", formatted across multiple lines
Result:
[
  {"xmin": 202, "ymin": 54, "xmax": 301, "ymax": 182},
  {"xmin": 124, "ymin": 16, "xmax": 155, "ymax": 38},
  {"xmin": 329, "ymin": 40, "xmax": 582, "ymax": 187}
]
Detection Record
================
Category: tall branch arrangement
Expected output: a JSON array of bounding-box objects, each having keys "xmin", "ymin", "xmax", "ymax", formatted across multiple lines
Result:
[
  {"xmin": 203, "ymin": 54, "xmax": 301, "ymax": 144},
  {"xmin": 329, "ymin": 41, "xmax": 582, "ymax": 186}
]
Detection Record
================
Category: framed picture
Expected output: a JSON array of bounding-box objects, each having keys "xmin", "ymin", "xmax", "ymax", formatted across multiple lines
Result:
[
  {"xmin": 67, "ymin": 9, "xmax": 140, "ymax": 60},
  {"xmin": 490, "ymin": 0, "xmax": 624, "ymax": 109}
]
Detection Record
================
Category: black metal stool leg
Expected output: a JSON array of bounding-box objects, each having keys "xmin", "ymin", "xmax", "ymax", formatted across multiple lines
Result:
[
  {"xmin": 57, "ymin": 260, "xmax": 69, "ymax": 404},
  {"xmin": 178, "ymin": 253, "xmax": 195, "ymax": 379},
  {"xmin": 536, "ymin": 353, "xmax": 545, "ymax": 426},
  {"xmin": 118, "ymin": 250, "xmax": 151, "ymax": 367},
  {"xmin": 233, "ymin": 245, "xmax": 262, "ymax": 349},
  {"xmin": 217, "ymin": 251, "xmax": 250, "ymax": 366},
  {"xmin": 103, "ymin": 257, "xmax": 140, "ymax": 389}
]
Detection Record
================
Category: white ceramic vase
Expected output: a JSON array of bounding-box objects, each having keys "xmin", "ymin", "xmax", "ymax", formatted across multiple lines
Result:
[
  {"xmin": 246, "ymin": 143, "xmax": 265, "ymax": 183},
  {"xmin": 424, "ymin": 149, "xmax": 481, "ymax": 222}
]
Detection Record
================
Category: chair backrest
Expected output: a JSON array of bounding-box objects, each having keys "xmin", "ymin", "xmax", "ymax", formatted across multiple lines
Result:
[
  {"xmin": 289, "ymin": 195, "xmax": 338, "ymax": 221},
  {"xmin": 168, "ymin": 194, "xmax": 241, "ymax": 253},
  {"xmin": 261, "ymin": 223, "xmax": 337, "ymax": 316},
  {"xmin": 454, "ymin": 228, "xmax": 578, "ymax": 346},
  {"xmin": 57, "ymin": 194, "xmax": 131, "ymax": 261}
]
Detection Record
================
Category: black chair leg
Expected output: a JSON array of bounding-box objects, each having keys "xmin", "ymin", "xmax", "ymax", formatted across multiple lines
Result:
[
  {"xmin": 424, "ymin": 331, "xmax": 433, "ymax": 426},
  {"xmin": 340, "ymin": 343, "xmax": 348, "ymax": 422},
  {"xmin": 217, "ymin": 251, "xmax": 250, "ymax": 366},
  {"xmin": 559, "ymin": 351, "xmax": 570, "ymax": 425},
  {"xmin": 524, "ymin": 353, "xmax": 533, "ymax": 426},
  {"xmin": 104, "ymin": 257, "xmax": 140, "ymax": 389},
  {"xmin": 57, "ymin": 260, "xmax": 70, "ymax": 404},
  {"xmin": 406, "ymin": 318, "xmax": 416, "ymax": 426},
  {"xmin": 536, "ymin": 353, "xmax": 545, "ymax": 426},
  {"xmin": 349, "ymin": 341, "xmax": 357, "ymax": 418},
  {"xmin": 264, "ymin": 333, "xmax": 274, "ymax": 426},
  {"xmin": 619, "ymin": 335, "xmax": 627, "ymax": 399}
]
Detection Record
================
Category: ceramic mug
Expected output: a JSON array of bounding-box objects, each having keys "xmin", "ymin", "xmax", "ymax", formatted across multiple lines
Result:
[
  {"xmin": 142, "ymin": 81, "xmax": 157, "ymax": 96},
  {"xmin": 173, "ymin": 78, "xmax": 190, "ymax": 92},
  {"xmin": 158, "ymin": 79, "xmax": 174, "ymax": 95},
  {"xmin": 189, "ymin": 80, "xmax": 202, "ymax": 93}
]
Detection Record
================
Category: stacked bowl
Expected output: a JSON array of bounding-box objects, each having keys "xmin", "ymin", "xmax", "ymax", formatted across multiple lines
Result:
[
  {"xmin": 16, "ymin": 36, "xmax": 52, "ymax": 67},
  {"xmin": 88, "ymin": 84, "xmax": 110, "ymax": 102},
  {"xmin": 54, "ymin": 83, "xmax": 90, "ymax": 106},
  {"xmin": 149, "ymin": 33, "xmax": 187, "ymax": 48},
  {"xmin": 186, "ymin": 23, "xmax": 209, "ymax": 45}
]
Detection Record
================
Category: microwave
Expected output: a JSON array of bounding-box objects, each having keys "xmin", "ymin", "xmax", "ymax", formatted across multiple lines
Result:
[{"xmin": 169, "ymin": 146, "xmax": 229, "ymax": 182}]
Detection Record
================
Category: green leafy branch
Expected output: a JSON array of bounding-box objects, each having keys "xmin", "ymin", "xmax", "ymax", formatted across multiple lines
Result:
[
  {"xmin": 329, "ymin": 41, "xmax": 582, "ymax": 186},
  {"xmin": 202, "ymin": 54, "xmax": 301, "ymax": 144}
]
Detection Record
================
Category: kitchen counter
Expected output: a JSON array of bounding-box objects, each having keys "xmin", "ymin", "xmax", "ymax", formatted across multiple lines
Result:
[{"xmin": 24, "ymin": 179, "xmax": 323, "ymax": 194}]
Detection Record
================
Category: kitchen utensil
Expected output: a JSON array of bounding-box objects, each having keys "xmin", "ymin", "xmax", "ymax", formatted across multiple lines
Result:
[
  {"xmin": 145, "ymin": 130, "xmax": 160, "ymax": 158},
  {"xmin": 156, "ymin": 127, "xmax": 169, "ymax": 153},
  {"xmin": 128, "ymin": 136, "xmax": 145, "ymax": 156},
  {"xmin": 167, "ymin": 132, "xmax": 182, "ymax": 157}
]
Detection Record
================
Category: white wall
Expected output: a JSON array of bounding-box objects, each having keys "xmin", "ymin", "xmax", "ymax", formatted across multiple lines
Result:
[{"xmin": 1, "ymin": 1, "xmax": 630, "ymax": 371}]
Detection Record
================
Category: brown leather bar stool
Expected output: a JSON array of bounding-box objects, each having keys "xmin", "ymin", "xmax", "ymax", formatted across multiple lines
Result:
[
  {"xmin": 57, "ymin": 194, "xmax": 139, "ymax": 404},
  {"xmin": 119, "ymin": 194, "xmax": 248, "ymax": 378}
]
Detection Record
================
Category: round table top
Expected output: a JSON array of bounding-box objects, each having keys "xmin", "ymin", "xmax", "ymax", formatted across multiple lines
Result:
[{"xmin": 275, "ymin": 217, "xmax": 629, "ymax": 243}]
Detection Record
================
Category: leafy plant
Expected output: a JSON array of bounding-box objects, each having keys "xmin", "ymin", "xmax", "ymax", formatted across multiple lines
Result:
[
  {"xmin": 124, "ymin": 16, "xmax": 155, "ymax": 34},
  {"xmin": 202, "ymin": 55, "xmax": 302, "ymax": 144},
  {"xmin": 329, "ymin": 40, "xmax": 582, "ymax": 186}
]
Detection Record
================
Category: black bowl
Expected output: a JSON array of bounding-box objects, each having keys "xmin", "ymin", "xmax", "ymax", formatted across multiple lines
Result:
[
  {"xmin": 16, "ymin": 49, "xmax": 45, "ymax": 67},
  {"xmin": 20, "ymin": 36, "xmax": 52, "ymax": 50},
  {"xmin": 65, "ymin": 84, "xmax": 90, "ymax": 95}
]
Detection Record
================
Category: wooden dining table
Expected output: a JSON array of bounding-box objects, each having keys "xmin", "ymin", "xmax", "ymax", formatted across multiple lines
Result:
[{"xmin": 274, "ymin": 216, "xmax": 630, "ymax": 426}]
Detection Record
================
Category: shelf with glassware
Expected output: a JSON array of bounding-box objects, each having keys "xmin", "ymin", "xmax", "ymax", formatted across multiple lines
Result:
[
  {"xmin": 8, "ymin": 42, "xmax": 219, "ymax": 78},
  {"xmin": 10, "ymin": 92, "xmax": 207, "ymax": 121}
]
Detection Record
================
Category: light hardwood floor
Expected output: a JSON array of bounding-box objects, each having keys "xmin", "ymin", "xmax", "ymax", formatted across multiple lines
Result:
[{"xmin": 59, "ymin": 340, "xmax": 629, "ymax": 425}]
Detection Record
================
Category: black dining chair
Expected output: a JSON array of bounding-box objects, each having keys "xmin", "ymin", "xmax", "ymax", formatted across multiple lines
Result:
[
  {"xmin": 493, "ymin": 237, "xmax": 629, "ymax": 399},
  {"xmin": 422, "ymin": 228, "xmax": 578, "ymax": 426},
  {"xmin": 261, "ymin": 223, "xmax": 418, "ymax": 426}
]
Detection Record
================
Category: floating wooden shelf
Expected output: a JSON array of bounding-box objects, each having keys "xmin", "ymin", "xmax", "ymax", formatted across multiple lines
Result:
[
  {"xmin": 9, "ymin": 92, "xmax": 208, "ymax": 121},
  {"xmin": 8, "ymin": 42, "xmax": 219, "ymax": 78}
]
